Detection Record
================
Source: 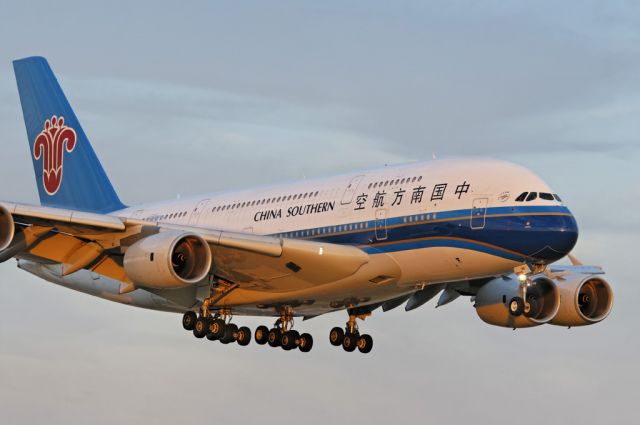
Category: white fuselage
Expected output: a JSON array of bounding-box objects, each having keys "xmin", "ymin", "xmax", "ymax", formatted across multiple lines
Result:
[{"xmin": 21, "ymin": 158, "xmax": 578, "ymax": 317}]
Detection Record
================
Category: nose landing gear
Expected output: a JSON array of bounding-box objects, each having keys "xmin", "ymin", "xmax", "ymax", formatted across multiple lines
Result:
[{"xmin": 509, "ymin": 263, "xmax": 546, "ymax": 317}]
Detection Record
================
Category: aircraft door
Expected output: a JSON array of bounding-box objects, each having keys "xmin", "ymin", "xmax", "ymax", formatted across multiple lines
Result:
[
  {"xmin": 375, "ymin": 209, "xmax": 388, "ymax": 240},
  {"xmin": 341, "ymin": 175, "xmax": 365, "ymax": 205},
  {"xmin": 189, "ymin": 199, "xmax": 210, "ymax": 225},
  {"xmin": 470, "ymin": 198, "xmax": 488, "ymax": 229}
]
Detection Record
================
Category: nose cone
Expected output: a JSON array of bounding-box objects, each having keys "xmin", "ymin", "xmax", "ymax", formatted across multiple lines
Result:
[{"xmin": 531, "ymin": 211, "xmax": 579, "ymax": 263}]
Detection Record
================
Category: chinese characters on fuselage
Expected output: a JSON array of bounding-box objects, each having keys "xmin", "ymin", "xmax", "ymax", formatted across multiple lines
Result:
[{"xmin": 354, "ymin": 181, "xmax": 471, "ymax": 211}]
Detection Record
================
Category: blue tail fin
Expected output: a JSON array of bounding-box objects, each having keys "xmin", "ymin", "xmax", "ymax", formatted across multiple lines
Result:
[{"xmin": 13, "ymin": 56, "xmax": 125, "ymax": 213}]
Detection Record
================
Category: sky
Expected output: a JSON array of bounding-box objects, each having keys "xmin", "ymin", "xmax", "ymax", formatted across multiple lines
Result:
[{"xmin": 0, "ymin": 1, "xmax": 638, "ymax": 424}]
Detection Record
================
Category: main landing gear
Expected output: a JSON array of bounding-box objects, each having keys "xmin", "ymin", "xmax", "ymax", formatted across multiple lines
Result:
[
  {"xmin": 182, "ymin": 310, "xmax": 252, "ymax": 346},
  {"xmin": 254, "ymin": 308, "xmax": 314, "ymax": 353},
  {"xmin": 329, "ymin": 310, "xmax": 374, "ymax": 354}
]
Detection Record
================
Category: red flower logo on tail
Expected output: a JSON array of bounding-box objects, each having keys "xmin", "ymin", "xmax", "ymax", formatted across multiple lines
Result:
[{"xmin": 33, "ymin": 116, "xmax": 77, "ymax": 195}]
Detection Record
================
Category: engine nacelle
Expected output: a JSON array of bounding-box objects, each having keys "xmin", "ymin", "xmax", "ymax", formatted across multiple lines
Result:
[
  {"xmin": 475, "ymin": 275, "xmax": 560, "ymax": 328},
  {"xmin": 124, "ymin": 230, "xmax": 212, "ymax": 289},
  {"xmin": 549, "ymin": 274, "xmax": 613, "ymax": 327},
  {"xmin": 0, "ymin": 205, "xmax": 15, "ymax": 252}
]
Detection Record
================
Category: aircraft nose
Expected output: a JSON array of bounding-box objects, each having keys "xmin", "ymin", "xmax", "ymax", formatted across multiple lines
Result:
[{"xmin": 531, "ymin": 210, "xmax": 579, "ymax": 263}]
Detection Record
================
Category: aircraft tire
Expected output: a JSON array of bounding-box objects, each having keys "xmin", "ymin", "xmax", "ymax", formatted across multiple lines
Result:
[
  {"xmin": 207, "ymin": 318, "xmax": 226, "ymax": 339},
  {"xmin": 237, "ymin": 326, "xmax": 252, "ymax": 346},
  {"xmin": 509, "ymin": 297, "xmax": 525, "ymax": 317},
  {"xmin": 268, "ymin": 328, "xmax": 282, "ymax": 347},
  {"xmin": 342, "ymin": 333, "xmax": 358, "ymax": 352},
  {"xmin": 299, "ymin": 333, "xmax": 313, "ymax": 353},
  {"xmin": 193, "ymin": 317, "xmax": 209, "ymax": 339},
  {"xmin": 281, "ymin": 330, "xmax": 299, "ymax": 351},
  {"xmin": 255, "ymin": 325, "xmax": 269, "ymax": 345},
  {"xmin": 182, "ymin": 311, "xmax": 197, "ymax": 331},
  {"xmin": 357, "ymin": 334, "xmax": 373, "ymax": 354},
  {"xmin": 329, "ymin": 327, "xmax": 344, "ymax": 346}
]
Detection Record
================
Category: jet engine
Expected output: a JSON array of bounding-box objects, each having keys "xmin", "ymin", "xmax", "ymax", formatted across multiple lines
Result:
[
  {"xmin": 475, "ymin": 275, "xmax": 560, "ymax": 328},
  {"xmin": 549, "ymin": 273, "xmax": 613, "ymax": 327},
  {"xmin": 0, "ymin": 205, "xmax": 15, "ymax": 251},
  {"xmin": 124, "ymin": 230, "xmax": 212, "ymax": 289}
]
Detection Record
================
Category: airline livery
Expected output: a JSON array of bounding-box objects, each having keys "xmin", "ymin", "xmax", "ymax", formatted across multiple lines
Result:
[{"xmin": 0, "ymin": 57, "xmax": 613, "ymax": 353}]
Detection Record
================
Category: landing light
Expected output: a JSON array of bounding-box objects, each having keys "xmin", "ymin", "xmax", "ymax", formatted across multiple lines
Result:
[{"xmin": 517, "ymin": 274, "xmax": 528, "ymax": 282}]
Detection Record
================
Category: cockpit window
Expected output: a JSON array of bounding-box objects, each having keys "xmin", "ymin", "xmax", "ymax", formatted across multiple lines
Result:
[
  {"xmin": 515, "ymin": 192, "xmax": 528, "ymax": 202},
  {"xmin": 539, "ymin": 192, "xmax": 554, "ymax": 200},
  {"xmin": 553, "ymin": 194, "xmax": 562, "ymax": 202},
  {"xmin": 525, "ymin": 192, "xmax": 538, "ymax": 202}
]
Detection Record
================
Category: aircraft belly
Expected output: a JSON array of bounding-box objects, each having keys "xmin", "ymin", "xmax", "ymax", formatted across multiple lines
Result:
[{"xmin": 387, "ymin": 246, "xmax": 520, "ymax": 286}]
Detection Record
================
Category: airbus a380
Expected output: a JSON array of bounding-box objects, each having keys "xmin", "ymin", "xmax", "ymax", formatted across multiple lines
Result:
[{"xmin": 0, "ymin": 57, "xmax": 613, "ymax": 353}]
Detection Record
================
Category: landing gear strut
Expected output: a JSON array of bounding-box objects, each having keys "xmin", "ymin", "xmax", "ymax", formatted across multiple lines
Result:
[
  {"xmin": 330, "ymin": 309, "xmax": 374, "ymax": 354},
  {"xmin": 509, "ymin": 263, "xmax": 545, "ymax": 317},
  {"xmin": 256, "ymin": 307, "xmax": 314, "ymax": 353},
  {"xmin": 180, "ymin": 278, "xmax": 251, "ymax": 347}
]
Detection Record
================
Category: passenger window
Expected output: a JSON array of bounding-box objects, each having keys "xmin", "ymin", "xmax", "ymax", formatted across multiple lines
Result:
[
  {"xmin": 418, "ymin": 176, "xmax": 423, "ymax": 182},
  {"xmin": 526, "ymin": 192, "xmax": 538, "ymax": 202},
  {"xmin": 515, "ymin": 192, "xmax": 528, "ymax": 202},
  {"xmin": 553, "ymin": 194, "xmax": 563, "ymax": 202},
  {"xmin": 411, "ymin": 177, "xmax": 417, "ymax": 183},
  {"xmin": 539, "ymin": 193, "xmax": 554, "ymax": 201}
]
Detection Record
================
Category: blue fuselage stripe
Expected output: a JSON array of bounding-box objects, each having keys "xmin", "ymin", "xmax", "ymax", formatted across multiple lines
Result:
[{"xmin": 273, "ymin": 205, "xmax": 578, "ymax": 263}]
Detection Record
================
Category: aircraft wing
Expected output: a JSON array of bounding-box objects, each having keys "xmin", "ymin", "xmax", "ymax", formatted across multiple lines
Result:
[{"xmin": 0, "ymin": 201, "xmax": 370, "ymax": 292}]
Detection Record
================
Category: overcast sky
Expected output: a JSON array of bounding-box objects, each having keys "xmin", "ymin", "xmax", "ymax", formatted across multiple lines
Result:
[{"xmin": 0, "ymin": 1, "xmax": 638, "ymax": 424}]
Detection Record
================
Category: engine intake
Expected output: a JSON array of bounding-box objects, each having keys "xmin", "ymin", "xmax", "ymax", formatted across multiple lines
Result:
[
  {"xmin": 550, "ymin": 274, "xmax": 613, "ymax": 327},
  {"xmin": 0, "ymin": 205, "xmax": 15, "ymax": 252},
  {"xmin": 475, "ymin": 275, "xmax": 559, "ymax": 328},
  {"xmin": 124, "ymin": 230, "xmax": 212, "ymax": 289}
]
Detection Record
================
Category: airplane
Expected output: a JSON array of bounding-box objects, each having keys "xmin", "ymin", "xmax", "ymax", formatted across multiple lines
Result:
[{"xmin": 0, "ymin": 57, "xmax": 613, "ymax": 354}]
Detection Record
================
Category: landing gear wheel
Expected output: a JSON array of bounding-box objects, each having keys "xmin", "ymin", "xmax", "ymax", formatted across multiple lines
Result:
[
  {"xmin": 523, "ymin": 297, "xmax": 536, "ymax": 317},
  {"xmin": 329, "ymin": 327, "xmax": 344, "ymax": 346},
  {"xmin": 236, "ymin": 326, "xmax": 252, "ymax": 346},
  {"xmin": 357, "ymin": 334, "xmax": 373, "ymax": 354},
  {"xmin": 255, "ymin": 325, "xmax": 269, "ymax": 345},
  {"xmin": 182, "ymin": 311, "xmax": 197, "ymax": 331},
  {"xmin": 281, "ymin": 330, "xmax": 299, "ymax": 351},
  {"xmin": 268, "ymin": 328, "xmax": 282, "ymax": 347},
  {"xmin": 509, "ymin": 297, "xmax": 525, "ymax": 317},
  {"xmin": 220, "ymin": 323, "xmax": 238, "ymax": 344},
  {"xmin": 207, "ymin": 318, "xmax": 226, "ymax": 340},
  {"xmin": 298, "ymin": 333, "xmax": 313, "ymax": 353},
  {"xmin": 193, "ymin": 317, "xmax": 209, "ymax": 339},
  {"xmin": 342, "ymin": 333, "xmax": 358, "ymax": 352}
]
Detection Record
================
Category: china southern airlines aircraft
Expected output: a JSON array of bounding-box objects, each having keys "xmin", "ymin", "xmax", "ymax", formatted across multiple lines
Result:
[{"xmin": 0, "ymin": 57, "xmax": 613, "ymax": 353}]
